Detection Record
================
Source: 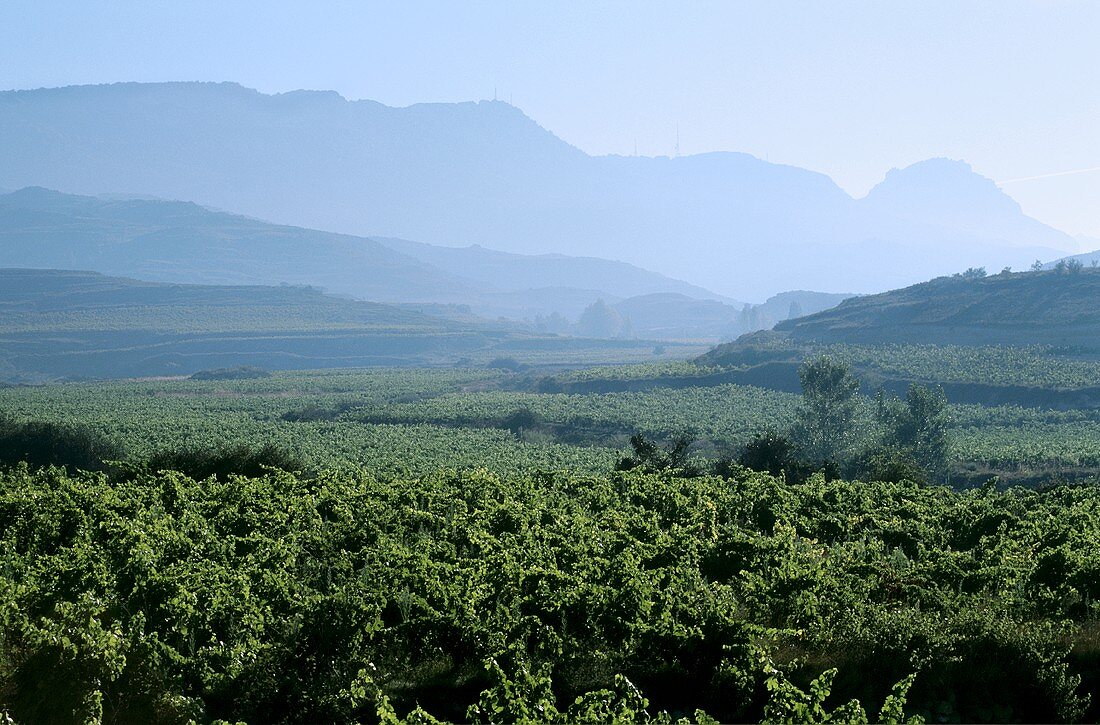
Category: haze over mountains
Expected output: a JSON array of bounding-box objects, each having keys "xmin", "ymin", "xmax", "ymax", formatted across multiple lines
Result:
[
  {"xmin": 0, "ymin": 82, "xmax": 1080, "ymax": 299},
  {"xmin": 0, "ymin": 186, "xmax": 709, "ymax": 312},
  {"xmin": 0, "ymin": 187, "xmax": 842, "ymax": 341}
]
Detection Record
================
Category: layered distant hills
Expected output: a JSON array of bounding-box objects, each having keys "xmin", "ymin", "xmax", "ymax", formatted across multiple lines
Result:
[
  {"xmin": 0, "ymin": 187, "xmax": 718, "ymax": 310},
  {"xmin": 0, "ymin": 268, "xmax": 471, "ymax": 379},
  {"xmin": 0, "ymin": 187, "xmax": 841, "ymax": 340},
  {"xmin": 0, "ymin": 268, "xmax": 708, "ymax": 380},
  {"xmin": 0, "ymin": 82, "xmax": 1078, "ymax": 298}
]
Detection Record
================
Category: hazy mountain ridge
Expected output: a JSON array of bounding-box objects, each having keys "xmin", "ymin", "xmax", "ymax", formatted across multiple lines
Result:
[
  {"xmin": 0, "ymin": 187, "xmax": 733, "ymax": 327},
  {"xmin": 1048, "ymin": 238, "xmax": 1100, "ymax": 269},
  {"xmin": 0, "ymin": 186, "xmax": 470, "ymax": 300},
  {"xmin": 859, "ymin": 158, "xmax": 1073, "ymax": 251},
  {"xmin": 0, "ymin": 82, "xmax": 1076, "ymax": 298},
  {"xmin": 374, "ymin": 237, "xmax": 732, "ymax": 303}
]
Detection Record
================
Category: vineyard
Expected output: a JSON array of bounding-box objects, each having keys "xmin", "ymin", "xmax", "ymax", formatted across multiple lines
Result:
[
  {"xmin": 702, "ymin": 339, "xmax": 1100, "ymax": 396},
  {"xmin": 3, "ymin": 361, "xmax": 1100, "ymax": 722},
  {"xmin": 2, "ymin": 464, "xmax": 1098, "ymax": 723},
  {"xmin": 823, "ymin": 344, "xmax": 1100, "ymax": 391},
  {"xmin": 4, "ymin": 366, "xmax": 1100, "ymax": 480}
]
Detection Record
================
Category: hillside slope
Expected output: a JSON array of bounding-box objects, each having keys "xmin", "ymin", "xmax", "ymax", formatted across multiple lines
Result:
[
  {"xmin": 374, "ymin": 237, "xmax": 733, "ymax": 306},
  {"xmin": 769, "ymin": 268, "xmax": 1100, "ymax": 348},
  {"xmin": 688, "ymin": 269, "xmax": 1100, "ymax": 408},
  {"xmin": 0, "ymin": 187, "xmax": 468, "ymax": 302},
  {"xmin": 697, "ymin": 269, "xmax": 1100, "ymax": 357},
  {"xmin": 0, "ymin": 268, "xmax": 443, "ymax": 334},
  {"xmin": 0, "ymin": 82, "xmax": 1076, "ymax": 298},
  {"xmin": 0, "ymin": 188, "xmax": 727, "ymax": 322},
  {"xmin": 0, "ymin": 268, "xmax": 478, "ymax": 380},
  {"xmin": 0, "ymin": 269, "xmax": 706, "ymax": 381}
]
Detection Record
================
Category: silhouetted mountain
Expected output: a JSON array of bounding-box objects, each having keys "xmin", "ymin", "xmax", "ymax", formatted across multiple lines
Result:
[
  {"xmin": 860, "ymin": 158, "xmax": 1074, "ymax": 252},
  {"xmin": 0, "ymin": 187, "xmax": 728, "ymax": 322},
  {"xmin": 0, "ymin": 82, "xmax": 1076, "ymax": 298},
  {"xmin": 1047, "ymin": 238, "xmax": 1100, "ymax": 269}
]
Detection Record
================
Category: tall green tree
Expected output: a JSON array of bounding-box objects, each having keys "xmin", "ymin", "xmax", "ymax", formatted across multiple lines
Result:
[
  {"xmin": 791, "ymin": 356, "xmax": 862, "ymax": 467},
  {"xmin": 878, "ymin": 384, "xmax": 951, "ymax": 482}
]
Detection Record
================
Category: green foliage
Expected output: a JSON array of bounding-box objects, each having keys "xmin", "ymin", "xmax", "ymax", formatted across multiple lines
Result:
[
  {"xmin": 136, "ymin": 443, "xmax": 306, "ymax": 480},
  {"xmin": 0, "ymin": 464, "xmax": 1097, "ymax": 722},
  {"xmin": 763, "ymin": 668, "xmax": 922, "ymax": 724},
  {"xmin": 878, "ymin": 385, "xmax": 950, "ymax": 481},
  {"xmin": 734, "ymin": 432, "xmax": 816, "ymax": 483},
  {"xmin": 738, "ymin": 432, "xmax": 796, "ymax": 477},
  {"xmin": 0, "ymin": 416, "xmax": 118, "ymax": 472},
  {"xmin": 616, "ymin": 434, "xmax": 703, "ymax": 477},
  {"xmin": 854, "ymin": 445, "xmax": 927, "ymax": 485},
  {"xmin": 791, "ymin": 356, "xmax": 864, "ymax": 467}
]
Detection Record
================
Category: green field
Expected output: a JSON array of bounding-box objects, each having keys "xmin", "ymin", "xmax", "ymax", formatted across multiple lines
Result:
[{"xmin": 3, "ymin": 365, "xmax": 1100, "ymax": 482}]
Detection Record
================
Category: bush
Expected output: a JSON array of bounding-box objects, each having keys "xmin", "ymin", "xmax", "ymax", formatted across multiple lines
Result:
[
  {"xmin": 0, "ymin": 416, "xmax": 118, "ymax": 471},
  {"xmin": 500, "ymin": 407, "xmax": 543, "ymax": 434},
  {"xmin": 487, "ymin": 357, "xmax": 525, "ymax": 372},
  {"xmin": 137, "ymin": 444, "xmax": 306, "ymax": 480},
  {"xmin": 616, "ymin": 434, "xmax": 703, "ymax": 476},
  {"xmin": 739, "ymin": 432, "xmax": 797, "ymax": 478},
  {"xmin": 854, "ymin": 445, "xmax": 927, "ymax": 484}
]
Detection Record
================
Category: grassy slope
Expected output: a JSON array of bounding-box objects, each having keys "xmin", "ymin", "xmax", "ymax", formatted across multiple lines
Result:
[
  {"xmin": 689, "ymin": 270, "xmax": 1100, "ymax": 408},
  {"xmin": 770, "ymin": 269, "xmax": 1100, "ymax": 348}
]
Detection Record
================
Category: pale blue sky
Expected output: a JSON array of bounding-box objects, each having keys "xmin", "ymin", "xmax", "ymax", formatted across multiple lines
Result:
[{"xmin": 2, "ymin": 0, "xmax": 1098, "ymax": 237}]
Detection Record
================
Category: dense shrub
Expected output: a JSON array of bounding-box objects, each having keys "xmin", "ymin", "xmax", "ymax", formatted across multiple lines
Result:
[
  {"xmin": 487, "ymin": 357, "xmax": 525, "ymax": 372},
  {"xmin": 1, "ymin": 465, "xmax": 1093, "ymax": 722},
  {"xmin": 0, "ymin": 416, "xmax": 118, "ymax": 471},
  {"xmin": 137, "ymin": 443, "xmax": 306, "ymax": 479}
]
